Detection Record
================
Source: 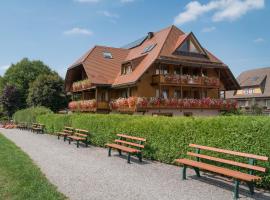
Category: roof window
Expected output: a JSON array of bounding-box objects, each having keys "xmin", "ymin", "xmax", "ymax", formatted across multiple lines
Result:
[
  {"xmin": 142, "ymin": 43, "xmax": 156, "ymax": 54},
  {"xmin": 103, "ymin": 52, "xmax": 113, "ymax": 59}
]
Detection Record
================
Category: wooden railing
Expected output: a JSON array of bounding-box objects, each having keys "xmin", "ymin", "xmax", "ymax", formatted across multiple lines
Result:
[
  {"xmin": 152, "ymin": 74, "xmax": 219, "ymax": 87},
  {"xmin": 72, "ymin": 79, "xmax": 92, "ymax": 92}
]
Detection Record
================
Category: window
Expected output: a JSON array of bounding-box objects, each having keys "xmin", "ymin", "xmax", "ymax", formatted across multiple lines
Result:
[
  {"xmin": 162, "ymin": 89, "xmax": 169, "ymax": 99},
  {"xmin": 103, "ymin": 52, "xmax": 113, "ymax": 59},
  {"xmin": 156, "ymin": 66, "xmax": 169, "ymax": 75},
  {"xmin": 142, "ymin": 43, "xmax": 156, "ymax": 54},
  {"xmin": 174, "ymin": 90, "xmax": 181, "ymax": 98},
  {"xmin": 266, "ymin": 99, "xmax": 270, "ymax": 108},
  {"xmin": 121, "ymin": 64, "xmax": 132, "ymax": 75},
  {"xmin": 174, "ymin": 67, "xmax": 181, "ymax": 75}
]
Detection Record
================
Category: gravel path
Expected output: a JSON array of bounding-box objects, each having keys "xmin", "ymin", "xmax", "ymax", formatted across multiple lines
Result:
[{"xmin": 1, "ymin": 128, "xmax": 269, "ymax": 200}]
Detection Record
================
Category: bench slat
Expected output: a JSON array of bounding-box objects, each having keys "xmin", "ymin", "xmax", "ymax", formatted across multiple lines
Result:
[
  {"xmin": 175, "ymin": 158, "xmax": 261, "ymax": 182},
  {"xmin": 68, "ymin": 135, "xmax": 86, "ymax": 141},
  {"xmin": 189, "ymin": 144, "xmax": 268, "ymax": 161},
  {"xmin": 187, "ymin": 152, "xmax": 266, "ymax": 173},
  {"xmin": 106, "ymin": 143, "xmax": 140, "ymax": 153},
  {"xmin": 75, "ymin": 133, "xmax": 88, "ymax": 138},
  {"xmin": 75, "ymin": 129, "xmax": 89, "ymax": 133},
  {"xmin": 115, "ymin": 139, "xmax": 144, "ymax": 149},
  {"xmin": 117, "ymin": 134, "xmax": 146, "ymax": 142}
]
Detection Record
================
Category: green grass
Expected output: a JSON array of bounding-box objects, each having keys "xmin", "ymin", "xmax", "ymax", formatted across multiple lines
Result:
[{"xmin": 0, "ymin": 133, "xmax": 66, "ymax": 200}]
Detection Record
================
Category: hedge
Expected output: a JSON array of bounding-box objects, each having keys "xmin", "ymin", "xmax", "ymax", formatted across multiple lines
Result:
[
  {"xmin": 13, "ymin": 107, "xmax": 52, "ymax": 125},
  {"xmin": 35, "ymin": 113, "xmax": 270, "ymax": 189}
]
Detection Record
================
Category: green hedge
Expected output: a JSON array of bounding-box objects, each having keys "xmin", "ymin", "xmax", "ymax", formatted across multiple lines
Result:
[
  {"xmin": 36, "ymin": 113, "xmax": 270, "ymax": 189},
  {"xmin": 13, "ymin": 107, "xmax": 52, "ymax": 125}
]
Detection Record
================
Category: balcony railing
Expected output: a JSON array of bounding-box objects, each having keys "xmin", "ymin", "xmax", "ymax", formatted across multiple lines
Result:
[
  {"xmin": 110, "ymin": 97, "xmax": 237, "ymax": 112},
  {"xmin": 152, "ymin": 74, "xmax": 219, "ymax": 87},
  {"xmin": 68, "ymin": 100, "xmax": 110, "ymax": 112},
  {"xmin": 72, "ymin": 79, "xmax": 92, "ymax": 92}
]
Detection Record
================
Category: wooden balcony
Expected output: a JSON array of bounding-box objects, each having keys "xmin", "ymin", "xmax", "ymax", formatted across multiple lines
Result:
[
  {"xmin": 152, "ymin": 74, "xmax": 220, "ymax": 88},
  {"xmin": 72, "ymin": 79, "xmax": 92, "ymax": 92}
]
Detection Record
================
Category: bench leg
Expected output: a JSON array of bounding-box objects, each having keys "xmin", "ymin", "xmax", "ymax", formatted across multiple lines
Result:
[
  {"xmin": 246, "ymin": 182, "xmax": 254, "ymax": 195},
  {"xmin": 85, "ymin": 140, "xmax": 88, "ymax": 147},
  {"xmin": 68, "ymin": 138, "xmax": 71, "ymax": 144},
  {"xmin": 127, "ymin": 153, "xmax": 131, "ymax": 164},
  {"xmin": 182, "ymin": 165, "xmax": 187, "ymax": 180},
  {"xmin": 57, "ymin": 135, "xmax": 60, "ymax": 140},
  {"xmin": 64, "ymin": 136, "xmax": 66, "ymax": 142},
  {"xmin": 138, "ymin": 152, "xmax": 142, "ymax": 162},
  {"xmin": 234, "ymin": 180, "xmax": 240, "ymax": 200},
  {"xmin": 193, "ymin": 167, "xmax": 200, "ymax": 177},
  {"xmin": 76, "ymin": 140, "xmax": 79, "ymax": 148},
  {"xmin": 108, "ymin": 147, "xmax": 111, "ymax": 157},
  {"xmin": 118, "ymin": 149, "xmax": 122, "ymax": 156}
]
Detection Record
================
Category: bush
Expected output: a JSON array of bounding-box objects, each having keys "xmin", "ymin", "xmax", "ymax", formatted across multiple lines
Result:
[
  {"xmin": 35, "ymin": 113, "xmax": 270, "ymax": 189},
  {"xmin": 13, "ymin": 107, "xmax": 52, "ymax": 125}
]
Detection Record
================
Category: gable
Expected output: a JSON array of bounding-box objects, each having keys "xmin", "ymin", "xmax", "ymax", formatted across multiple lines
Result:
[{"xmin": 174, "ymin": 33, "xmax": 207, "ymax": 57}]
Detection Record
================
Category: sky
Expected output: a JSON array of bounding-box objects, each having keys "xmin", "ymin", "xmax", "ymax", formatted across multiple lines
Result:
[{"xmin": 0, "ymin": 0, "xmax": 269, "ymax": 78}]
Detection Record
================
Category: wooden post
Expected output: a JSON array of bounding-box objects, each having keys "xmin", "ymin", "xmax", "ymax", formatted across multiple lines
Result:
[
  {"xmin": 180, "ymin": 65, "xmax": 183, "ymax": 99},
  {"xmin": 95, "ymin": 87, "xmax": 98, "ymax": 110},
  {"xmin": 218, "ymin": 69, "xmax": 221, "ymax": 98}
]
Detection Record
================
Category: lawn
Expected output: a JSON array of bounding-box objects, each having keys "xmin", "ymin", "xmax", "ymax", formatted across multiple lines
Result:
[{"xmin": 0, "ymin": 133, "xmax": 66, "ymax": 200}]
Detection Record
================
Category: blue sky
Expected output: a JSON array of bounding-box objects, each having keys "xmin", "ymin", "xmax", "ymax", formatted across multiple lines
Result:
[{"xmin": 0, "ymin": 0, "xmax": 269, "ymax": 78}]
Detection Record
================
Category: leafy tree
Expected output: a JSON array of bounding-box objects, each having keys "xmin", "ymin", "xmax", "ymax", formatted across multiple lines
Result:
[
  {"xmin": 27, "ymin": 73, "xmax": 67, "ymax": 112},
  {"xmin": 1, "ymin": 85, "xmax": 22, "ymax": 118},
  {"xmin": 3, "ymin": 58, "xmax": 53, "ymax": 107}
]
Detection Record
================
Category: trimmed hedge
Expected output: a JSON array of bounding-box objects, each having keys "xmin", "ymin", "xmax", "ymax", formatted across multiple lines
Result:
[
  {"xmin": 36, "ymin": 113, "xmax": 270, "ymax": 189},
  {"xmin": 13, "ymin": 107, "xmax": 52, "ymax": 125}
]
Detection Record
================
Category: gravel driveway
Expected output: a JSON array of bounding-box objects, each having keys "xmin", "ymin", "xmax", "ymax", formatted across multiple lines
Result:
[{"xmin": 1, "ymin": 128, "xmax": 269, "ymax": 200}]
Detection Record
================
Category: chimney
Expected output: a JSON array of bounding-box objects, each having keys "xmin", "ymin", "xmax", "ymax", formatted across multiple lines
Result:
[{"xmin": 147, "ymin": 32, "xmax": 154, "ymax": 39}]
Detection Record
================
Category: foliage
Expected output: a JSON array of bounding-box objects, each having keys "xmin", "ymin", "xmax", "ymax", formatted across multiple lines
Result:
[
  {"xmin": 1, "ymin": 85, "xmax": 22, "ymax": 117},
  {"xmin": 37, "ymin": 114, "xmax": 72, "ymax": 134},
  {"xmin": 3, "ymin": 58, "xmax": 53, "ymax": 108},
  {"xmin": 0, "ymin": 134, "xmax": 66, "ymax": 200},
  {"xmin": 36, "ymin": 113, "xmax": 270, "ymax": 189},
  {"xmin": 27, "ymin": 73, "xmax": 67, "ymax": 112},
  {"xmin": 13, "ymin": 106, "xmax": 52, "ymax": 125}
]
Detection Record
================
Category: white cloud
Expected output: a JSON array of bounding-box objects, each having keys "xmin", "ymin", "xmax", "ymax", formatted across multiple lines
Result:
[
  {"xmin": 74, "ymin": 0, "xmax": 100, "ymax": 3},
  {"xmin": 97, "ymin": 10, "xmax": 119, "ymax": 18},
  {"xmin": 174, "ymin": 0, "xmax": 265, "ymax": 25},
  {"xmin": 253, "ymin": 37, "xmax": 265, "ymax": 43},
  {"xmin": 64, "ymin": 28, "xmax": 93, "ymax": 36},
  {"xmin": 0, "ymin": 65, "xmax": 10, "ymax": 71},
  {"xmin": 202, "ymin": 26, "xmax": 216, "ymax": 32}
]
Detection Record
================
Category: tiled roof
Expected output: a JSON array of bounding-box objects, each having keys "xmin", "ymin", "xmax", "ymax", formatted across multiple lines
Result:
[
  {"xmin": 226, "ymin": 67, "xmax": 270, "ymax": 99},
  {"xmin": 66, "ymin": 25, "xmax": 238, "ymax": 90}
]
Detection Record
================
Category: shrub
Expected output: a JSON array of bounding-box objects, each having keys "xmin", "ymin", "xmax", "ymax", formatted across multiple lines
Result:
[
  {"xmin": 35, "ymin": 113, "xmax": 270, "ymax": 189},
  {"xmin": 13, "ymin": 106, "xmax": 52, "ymax": 125},
  {"xmin": 37, "ymin": 114, "xmax": 71, "ymax": 134}
]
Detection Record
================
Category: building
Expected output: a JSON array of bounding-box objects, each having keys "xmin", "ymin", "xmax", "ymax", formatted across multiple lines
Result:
[
  {"xmin": 65, "ymin": 25, "xmax": 239, "ymax": 116},
  {"xmin": 226, "ymin": 67, "xmax": 270, "ymax": 113}
]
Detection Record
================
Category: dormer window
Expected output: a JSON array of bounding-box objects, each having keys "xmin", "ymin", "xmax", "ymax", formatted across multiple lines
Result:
[
  {"xmin": 103, "ymin": 52, "xmax": 113, "ymax": 59},
  {"xmin": 121, "ymin": 63, "xmax": 132, "ymax": 75},
  {"xmin": 142, "ymin": 43, "xmax": 156, "ymax": 54}
]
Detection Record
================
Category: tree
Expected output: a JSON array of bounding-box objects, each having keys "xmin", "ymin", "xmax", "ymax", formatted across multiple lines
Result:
[
  {"xmin": 3, "ymin": 58, "xmax": 53, "ymax": 107},
  {"xmin": 27, "ymin": 73, "xmax": 67, "ymax": 112},
  {"xmin": 1, "ymin": 85, "xmax": 22, "ymax": 118}
]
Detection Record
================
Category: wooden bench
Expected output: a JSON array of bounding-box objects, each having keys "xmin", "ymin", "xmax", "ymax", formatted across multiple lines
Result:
[
  {"xmin": 67, "ymin": 128, "xmax": 89, "ymax": 148},
  {"xmin": 106, "ymin": 134, "xmax": 146, "ymax": 163},
  {"xmin": 175, "ymin": 144, "xmax": 268, "ymax": 199},
  {"xmin": 57, "ymin": 126, "xmax": 74, "ymax": 142},
  {"xmin": 17, "ymin": 122, "xmax": 27, "ymax": 130},
  {"xmin": 32, "ymin": 123, "xmax": 45, "ymax": 134}
]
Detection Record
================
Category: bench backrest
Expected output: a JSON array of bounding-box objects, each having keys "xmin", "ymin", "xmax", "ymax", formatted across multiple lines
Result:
[
  {"xmin": 115, "ymin": 134, "xmax": 146, "ymax": 150},
  {"xmin": 64, "ymin": 126, "xmax": 74, "ymax": 134},
  {"xmin": 74, "ymin": 128, "xmax": 89, "ymax": 138},
  {"xmin": 188, "ymin": 144, "xmax": 268, "ymax": 174}
]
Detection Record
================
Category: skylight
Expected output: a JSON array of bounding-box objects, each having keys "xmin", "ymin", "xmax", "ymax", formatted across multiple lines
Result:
[
  {"xmin": 103, "ymin": 52, "xmax": 113, "ymax": 59},
  {"xmin": 142, "ymin": 43, "xmax": 156, "ymax": 54}
]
